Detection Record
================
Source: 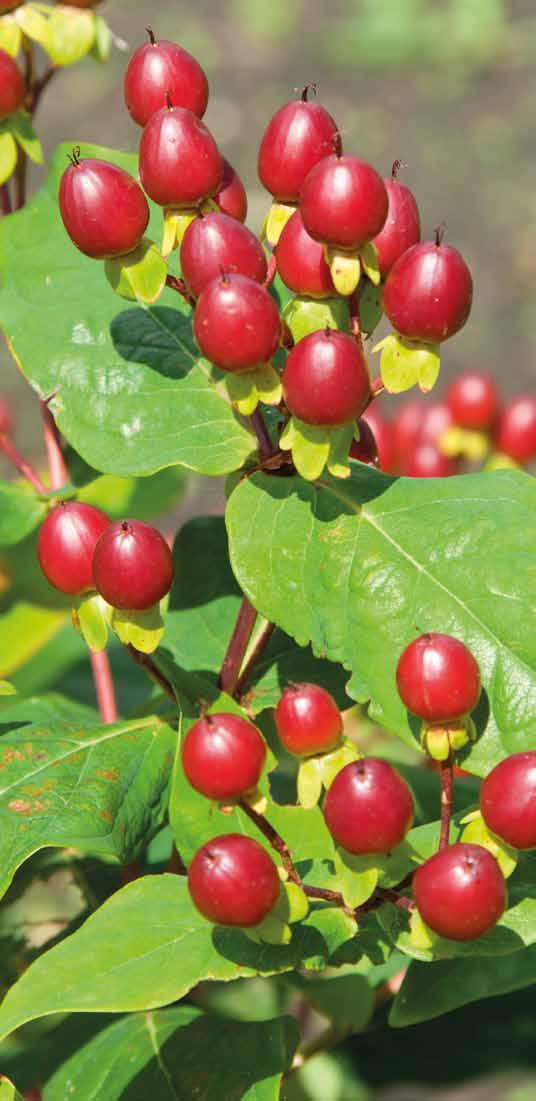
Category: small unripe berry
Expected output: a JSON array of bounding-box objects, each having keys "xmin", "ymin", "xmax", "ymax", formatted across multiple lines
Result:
[
  {"xmin": 282, "ymin": 329, "xmax": 370, "ymax": 426},
  {"xmin": 180, "ymin": 212, "xmax": 267, "ymax": 299},
  {"xmin": 396, "ymin": 633, "xmax": 481, "ymax": 724},
  {"xmin": 139, "ymin": 105, "xmax": 222, "ymax": 209},
  {"xmin": 182, "ymin": 713, "xmax": 266, "ymax": 800},
  {"xmin": 188, "ymin": 834, "xmax": 280, "ymax": 926},
  {"xmin": 300, "ymin": 155, "xmax": 388, "ymax": 251},
  {"xmin": 214, "ymin": 159, "xmax": 248, "ymax": 222},
  {"xmin": 124, "ymin": 30, "xmax": 208, "ymax": 126},
  {"xmin": 93, "ymin": 519, "xmax": 174, "ymax": 610},
  {"xmin": 324, "ymin": 758, "xmax": 414, "ymax": 854},
  {"xmin": 275, "ymin": 683, "xmax": 342, "ymax": 758},
  {"xmin": 446, "ymin": 371, "xmax": 500, "ymax": 432},
  {"xmin": 383, "ymin": 239, "xmax": 473, "ymax": 343},
  {"xmin": 258, "ymin": 88, "xmax": 339, "ymax": 203},
  {"xmin": 275, "ymin": 209, "xmax": 335, "ymax": 299},
  {"xmin": 37, "ymin": 501, "xmax": 110, "ymax": 596},
  {"xmin": 494, "ymin": 395, "xmax": 536, "ymax": 464},
  {"xmin": 413, "ymin": 843, "xmax": 506, "ymax": 941},
  {"xmin": 59, "ymin": 155, "xmax": 149, "ymax": 259},
  {"xmin": 372, "ymin": 168, "xmax": 421, "ymax": 277},
  {"xmin": 193, "ymin": 274, "xmax": 281, "ymax": 373},
  {"xmin": 481, "ymin": 752, "xmax": 536, "ymax": 850},
  {"xmin": 0, "ymin": 49, "xmax": 24, "ymax": 121}
]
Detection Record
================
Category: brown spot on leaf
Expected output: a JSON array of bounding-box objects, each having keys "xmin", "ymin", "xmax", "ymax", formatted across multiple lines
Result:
[
  {"xmin": 99, "ymin": 809, "xmax": 113, "ymax": 824},
  {"xmin": 96, "ymin": 769, "xmax": 119, "ymax": 782},
  {"xmin": 8, "ymin": 799, "xmax": 32, "ymax": 815}
]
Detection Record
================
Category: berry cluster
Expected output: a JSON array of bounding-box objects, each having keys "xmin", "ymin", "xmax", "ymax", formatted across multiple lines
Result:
[{"xmin": 57, "ymin": 28, "xmax": 477, "ymax": 482}]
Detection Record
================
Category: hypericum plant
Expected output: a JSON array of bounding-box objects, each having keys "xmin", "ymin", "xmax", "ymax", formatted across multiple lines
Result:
[{"xmin": 0, "ymin": 16, "xmax": 536, "ymax": 1100}]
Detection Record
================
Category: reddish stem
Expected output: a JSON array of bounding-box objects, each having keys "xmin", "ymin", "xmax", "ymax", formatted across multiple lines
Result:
[
  {"xmin": 168, "ymin": 844, "xmax": 187, "ymax": 875},
  {"xmin": 41, "ymin": 402, "xmax": 68, "ymax": 489},
  {"xmin": 89, "ymin": 649, "xmax": 118, "ymax": 724},
  {"xmin": 126, "ymin": 644, "xmax": 176, "ymax": 702},
  {"xmin": 239, "ymin": 799, "xmax": 302, "ymax": 886},
  {"xmin": 439, "ymin": 755, "xmax": 454, "ymax": 850},
  {"xmin": 250, "ymin": 409, "xmax": 276, "ymax": 463},
  {"xmin": 264, "ymin": 252, "xmax": 277, "ymax": 289},
  {"xmin": 218, "ymin": 595, "xmax": 258, "ymax": 696},
  {"xmin": 165, "ymin": 273, "xmax": 195, "ymax": 307},
  {"xmin": 236, "ymin": 620, "xmax": 276, "ymax": 699},
  {"xmin": 348, "ymin": 290, "xmax": 363, "ymax": 348},
  {"xmin": 0, "ymin": 432, "xmax": 46, "ymax": 493},
  {"xmin": 0, "ymin": 183, "xmax": 12, "ymax": 216}
]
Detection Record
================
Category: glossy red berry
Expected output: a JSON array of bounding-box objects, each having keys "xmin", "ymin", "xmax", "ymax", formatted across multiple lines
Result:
[
  {"xmin": 124, "ymin": 29, "xmax": 208, "ymax": 126},
  {"xmin": 193, "ymin": 274, "xmax": 281, "ymax": 372},
  {"xmin": 383, "ymin": 239, "xmax": 473, "ymax": 343},
  {"xmin": 188, "ymin": 834, "xmax": 280, "ymax": 926},
  {"xmin": 413, "ymin": 843, "xmax": 506, "ymax": 941},
  {"xmin": 446, "ymin": 371, "xmax": 500, "ymax": 432},
  {"xmin": 402, "ymin": 442, "xmax": 458, "ymax": 478},
  {"xmin": 0, "ymin": 49, "xmax": 24, "ymax": 120},
  {"xmin": 214, "ymin": 159, "xmax": 248, "ymax": 222},
  {"xmin": 392, "ymin": 399, "xmax": 452, "ymax": 470},
  {"xmin": 481, "ymin": 752, "xmax": 536, "ymax": 850},
  {"xmin": 139, "ymin": 105, "xmax": 222, "ymax": 208},
  {"xmin": 37, "ymin": 501, "xmax": 110, "ymax": 596},
  {"xmin": 494, "ymin": 396, "xmax": 536, "ymax": 464},
  {"xmin": 0, "ymin": 394, "xmax": 13, "ymax": 435},
  {"xmin": 180, "ymin": 212, "xmax": 267, "ymax": 299},
  {"xmin": 396, "ymin": 633, "xmax": 481, "ymax": 723},
  {"xmin": 258, "ymin": 88, "xmax": 339, "ymax": 203},
  {"xmin": 59, "ymin": 155, "xmax": 149, "ymax": 259},
  {"xmin": 349, "ymin": 419, "xmax": 379, "ymax": 467},
  {"xmin": 275, "ymin": 209, "xmax": 335, "ymax": 299},
  {"xmin": 324, "ymin": 758, "xmax": 414, "ymax": 855},
  {"xmin": 372, "ymin": 166, "xmax": 421, "ymax": 277},
  {"xmin": 93, "ymin": 519, "xmax": 174, "ymax": 610},
  {"xmin": 275, "ymin": 683, "xmax": 343, "ymax": 758},
  {"xmin": 282, "ymin": 329, "xmax": 370, "ymax": 426},
  {"xmin": 182, "ymin": 712, "xmax": 266, "ymax": 800},
  {"xmin": 300, "ymin": 155, "xmax": 388, "ymax": 251},
  {"xmin": 361, "ymin": 404, "xmax": 395, "ymax": 473}
]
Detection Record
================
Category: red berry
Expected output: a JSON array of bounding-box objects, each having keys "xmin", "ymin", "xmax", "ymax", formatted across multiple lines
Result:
[
  {"xmin": 481, "ymin": 752, "xmax": 536, "ymax": 850},
  {"xmin": 324, "ymin": 758, "xmax": 414, "ymax": 855},
  {"xmin": 193, "ymin": 274, "xmax": 281, "ymax": 373},
  {"xmin": 59, "ymin": 155, "xmax": 149, "ymax": 260},
  {"xmin": 361, "ymin": 404, "xmax": 395, "ymax": 473},
  {"xmin": 275, "ymin": 683, "xmax": 342, "ymax": 758},
  {"xmin": 180, "ymin": 212, "xmax": 267, "ymax": 299},
  {"xmin": 349, "ymin": 419, "xmax": 379, "ymax": 467},
  {"xmin": 402, "ymin": 442, "xmax": 458, "ymax": 478},
  {"xmin": 392, "ymin": 399, "xmax": 453, "ymax": 470},
  {"xmin": 182, "ymin": 712, "xmax": 266, "ymax": 800},
  {"xmin": 0, "ymin": 394, "xmax": 13, "ymax": 435},
  {"xmin": 372, "ymin": 170, "xmax": 421, "ymax": 278},
  {"xmin": 396, "ymin": 632, "xmax": 481, "ymax": 723},
  {"xmin": 300, "ymin": 155, "xmax": 388, "ymax": 251},
  {"xmin": 275, "ymin": 209, "xmax": 335, "ymax": 299},
  {"xmin": 413, "ymin": 843, "xmax": 506, "ymax": 941},
  {"xmin": 93, "ymin": 519, "xmax": 174, "ymax": 610},
  {"xmin": 494, "ymin": 395, "xmax": 536, "ymax": 464},
  {"xmin": 282, "ymin": 329, "xmax": 370, "ymax": 427},
  {"xmin": 124, "ymin": 30, "xmax": 208, "ymax": 127},
  {"xmin": 383, "ymin": 240, "xmax": 473, "ymax": 343},
  {"xmin": 188, "ymin": 834, "xmax": 280, "ymax": 926},
  {"xmin": 0, "ymin": 49, "xmax": 24, "ymax": 120},
  {"xmin": 214, "ymin": 159, "xmax": 248, "ymax": 222},
  {"xmin": 139, "ymin": 105, "xmax": 222, "ymax": 209},
  {"xmin": 37, "ymin": 501, "xmax": 110, "ymax": 596},
  {"xmin": 258, "ymin": 88, "xmax": 339, "ymax": 203},
  {"xmin": 446, "ymin": 371, "xmax": 500, "ymax": 432}
]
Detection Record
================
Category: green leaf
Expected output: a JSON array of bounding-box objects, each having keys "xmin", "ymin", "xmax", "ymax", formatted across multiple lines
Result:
[
  {"xmin": 0, "ymin": 875, "xmax": 340, "ymax": 1041},
  {"xmin": 0, "ymin": 693, "xmax": 176, "ymax": 898},
  {"xmin": 0, "ymin": 143, "xmax": 254, "ymax": 478},
  {"xmin": 91, "ymin": 13, "xmax": 111, "ymax": 62},
  {"xmin": 0, "ymin": 1077, "xmax": 24, "ymax": 1101},
  {"xmin": 9, "ymin": 111, "xmax": 43, "ymax": 164},
  {"xmin": 0, "ymin": 481, "xmax": 45, "ymax": 547},
  {"xmin": 0, "ymin": 681, "xmax": 15, "ymax": 696},
  {"xmin": 161, "ymin": 515, "xmax": 350, "ymax": 715},
  {"xmin": 43, "ymin": 1008, "xmax": 299, "ymax": 1101},
  {"xmin": 0, "ymin": 131, "xmax": 17, "ymax": 186},
  {"xmin": 282, "ymin": 296, "xmax": 349, "ymax": 343},
  {"xmin": 75, "ymin": 464, "xmax": 187, "ymax": 520},
  {"xmin": 291, "ymin": 971, "xmax": 374, "ymax": 1034},
  {"xmin": 226, "ymin": 467, "xmax": 536, "ymax": 775}
]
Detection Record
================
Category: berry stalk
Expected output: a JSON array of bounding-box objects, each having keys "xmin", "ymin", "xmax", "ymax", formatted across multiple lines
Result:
[
  {"xmin": 89, "ymin": 648, "xmax": 118, "ymax": 724},
  {"xmin": 0, "ymin": 182, "xmax": 12, "ymax": 217},
  {"xmin": 41, "ymin": 401, "xmax": 68, "ymax": 489},
  {"xmin": 239, "ymin": 798, "xmax": 303, "ymax": 887},
  {"xmin": 0, "ymin": 432, "xmax": 46, "ymax": 493},
  {"xmin": 439, "ymin": 754, "xmax": 454, "ymax": 850},
  {"xmin": 249, "ymin": 409, "xmax": 277, "ymax": 463},
  {"xmin": 218, "ymin": 595, "xmax": 258, "ymax": 696}
]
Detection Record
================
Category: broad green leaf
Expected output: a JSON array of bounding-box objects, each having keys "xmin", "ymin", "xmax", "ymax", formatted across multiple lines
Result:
[
  {"xmin": 226, "ymin": 467, "xmax": 536, "ymax": 775},
  {"xmin": 0, "ymin": 143, "xmax": 254, "ymax": 478},
  {"xmin": 390, "ymin": 945, "xmax": 536, "ymax": 1027},
  {"xmin": 0, "ymin": 481, "xmax": 45, "ymax": 547},
  {"xmin": 162, "ymin": 516, "xmax": 350, "ymax": 715},
  {"xmin": 76, "ymin": 466, "xmax": 187, "ymax": 520},
  {"xmin": 44, "ymin": 1007, "xmax": 298, "ymax": 1101},
  {"xmin": 0, "ymin": 693, "xmax": 176, "ymax": 897},
  {"xmin": 0, "ymin": 681, "xmax": 15, "ymax": 695},
  {"xmin": 0, "ymin": 1077, "xmax": 24, "ymax": 1101},
  {"xmin": 0, "ymin": 603, "xmax": 69, "ymax": 678},
  {"xmin": 0, "ymin": 875, "xmax": 343, "ymax": 1040},
  {"xmin": 291, "ymin": 972, "xmax": 374, "ymax": 1033}
]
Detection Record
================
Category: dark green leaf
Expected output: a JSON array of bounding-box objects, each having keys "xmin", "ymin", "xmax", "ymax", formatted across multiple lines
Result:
[{"xmin": 291, "ymin": 971, "xmax": 374, "ymax": 1033}]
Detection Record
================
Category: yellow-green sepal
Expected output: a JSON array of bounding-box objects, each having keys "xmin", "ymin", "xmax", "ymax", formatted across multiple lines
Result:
[
  {"xmin": 317, "ymin": 738, "xmax": 359, "ymax": 789},
  {"xmin": 420, "ymin": 718, "xmax": 476, "ymax": 761},
  {"xmin": 44, "ymin": 7, "xmax": 96, "ymax": 65},
  {"xmin": 105, "ymin": 239, "xmax": 167, "ymax": 305},
  {"xmin": 282, "ymin": 295, "xmax": 348, "ymax": 343},
  {"xmin": 161, "ymin": 208, "xmax": 198, "ymax": 257},
  {"xmin": 359, "ymin": 241, "xmax": 381, "ymax": 286},
  {"xmin": 8, "ymin": 110, "xmax": 43, "ymax": 165},
  {"xmin": 484, "ymin": 451, "xmax": 519, "ymax": 472},
  {"xmin": 0, "ymin": 15, "xmax": 22, "ymax": 56},
  {"xmin": 408, "ymin": 908, "xmax": 435, "ymax": 952},
  {"xmin": 440, "ymin": 426, "xmax": 489, "ymax": 462},
  {"xmin": 324, "ymin": 246, "xmax": 361, "ymax": 296},
  {"xmin": 224, "ymin": 362, "xmax": 282, "ymax": 416},
  {"xmin": 263, "ymin": 201, "xmax": 296, "ymax": 247},
  {"xmin": 374, "ymin": 332, "xmax": 440, "ymax": 394},
  {"xmin": 359, "ymin": 277, "xmax": 383, "ymax": 337},
  {"xmin": 0, "ymin": 680, "xmax": 16, "ymax": 696},
  {"xmin": 14, "ymin": 4, "xmax": 49, "ymax": 47},
  {"xmin": 460, "ymin": 811, "xmax": 518, "ymax": 878},
  {"xmin": 110, "ymin": 603, "xmax": 164, "ymax": 654},
  {"xmin": 91, "ymin": 13, "xmax": 111, "ymax": 62},
  {"xmin": 0, "ymin": 130, "xmax": 17, "ymax": 185},
  {"xmin": 296, "ymin": 756, "xmax": 323, "ymax": 809},
  {"xmin": 280, "ymin": 416, "xmax": 354, "ymax": 481},
  {"xmin": 334, "ymin": 846, "xmax": 379, "ymax": 909},
  {"xmin": 72, "ymin": 592, "xmax": 110, "ymax": 653},
  {"xmin": 243, "ymin": 907, "xmax": 292, "ymax": 945},
  {"xmin": 273, "ymin": 880, "xmax": 309, "ymax": 924}
]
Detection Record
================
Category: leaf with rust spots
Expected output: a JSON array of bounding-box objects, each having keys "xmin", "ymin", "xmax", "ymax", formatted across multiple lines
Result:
[
  {"xmin": 96, "ymin": 769, "xmax": 119, "ymax": 783},
  {"xmin": 8, "ymin": 800, "xmax": 32, "ymax": 816}
]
